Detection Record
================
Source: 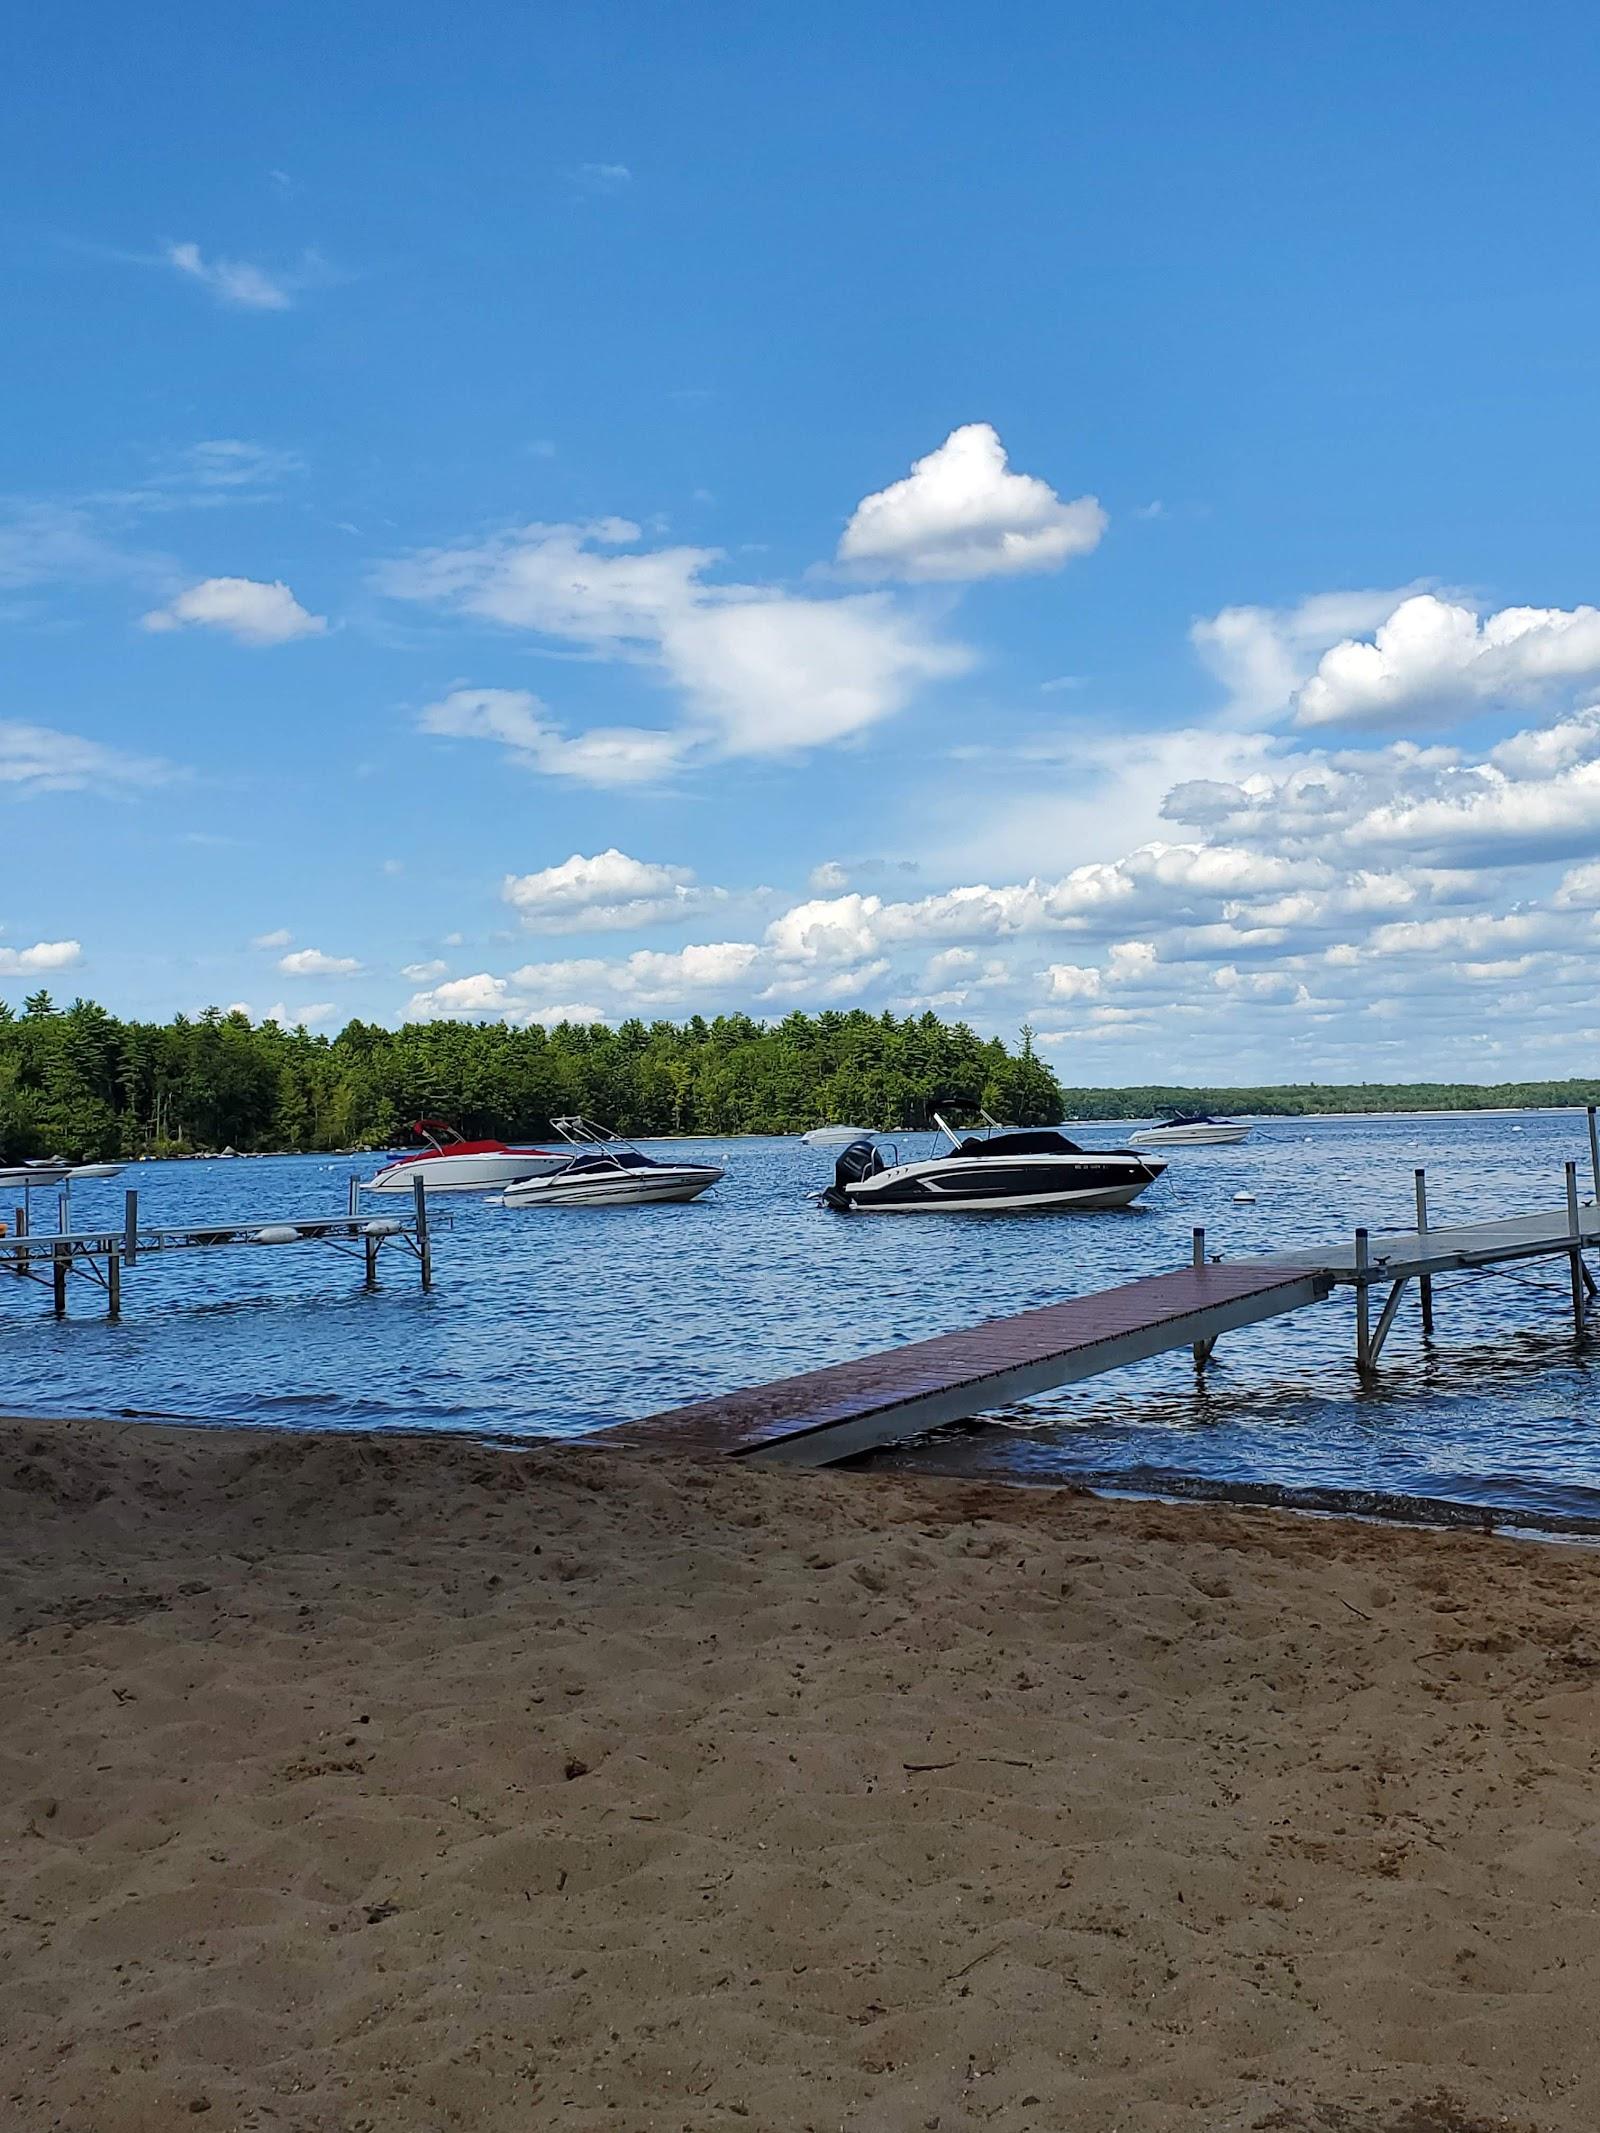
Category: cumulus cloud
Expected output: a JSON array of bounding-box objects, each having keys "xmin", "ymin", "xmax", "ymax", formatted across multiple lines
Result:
[
  {"xmin": 0, "ymin": 721, "xmax": 173, "ymax": 797},
  {"xmin": 265, "ymin": 1000, "xmax": 336, "ymax": 1027},
  {"xmin": 142, "ymin": 576, "xmax": 327, "ymax": 645},
  {"xmin": 400, "ymin": 959, "xmax": 448, "ymax": 981},
  {"xmin": 1294, "ymin": 596, "xmax": 1600, "ymax": 731},
  {"xmin": 278, "ymin": 947, "xmax": 362, "ymax": 977},
  {"xmin": 385, "ymin": 515, "xmax": 968, "ymax": 779},
  {"xmin": 0, "ymin": 938, "xmax": 81, "ymax": 975},
  {"xmin": 501, "ymin": 848, "xmax": 721, "ymax": 932},
  {"xmin": 1191, "ymin": 589, "xmax": 1404, "ymax": 725},
  {"xmin": 838, "ymin": 424, "xmax": 1106, "ymax": 582}
]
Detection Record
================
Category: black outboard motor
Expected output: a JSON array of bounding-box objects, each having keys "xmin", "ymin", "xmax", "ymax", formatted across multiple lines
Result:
[{"xmin": 821, "ymin": 1137, "xmax": 885, "ymax": 1211}]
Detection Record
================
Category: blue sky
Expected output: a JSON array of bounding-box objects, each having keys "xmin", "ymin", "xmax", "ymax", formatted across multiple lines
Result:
[{"xmin": 8, "ymin": 1, "xmax": 1600, "ymax": 1080}]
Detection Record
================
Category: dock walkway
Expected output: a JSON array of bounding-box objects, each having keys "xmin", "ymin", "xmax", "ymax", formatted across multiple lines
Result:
[
  {"xmin": 606, "ymin": 1164, "xmax": 1600, "ymax": 1469},
  {"xmin": 608, "ymin": 1261, "xmax": 1329, "ymax": 1467}
]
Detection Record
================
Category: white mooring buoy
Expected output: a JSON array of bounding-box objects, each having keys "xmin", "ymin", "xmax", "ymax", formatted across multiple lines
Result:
[{"xmin": 1232, "ymin": 1191, "xmax": 1257, "ymax": 1205}]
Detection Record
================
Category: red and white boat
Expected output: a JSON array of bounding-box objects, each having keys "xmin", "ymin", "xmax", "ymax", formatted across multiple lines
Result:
[{"xmin": 363, "ymin": 1119, "xmax": 568, "ymax": 1194}]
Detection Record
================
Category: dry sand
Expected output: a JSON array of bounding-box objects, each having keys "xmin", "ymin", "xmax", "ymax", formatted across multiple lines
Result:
[{"xmin": 4, "ymin": 1417, "xmax": 1600, "ymax": 2132}]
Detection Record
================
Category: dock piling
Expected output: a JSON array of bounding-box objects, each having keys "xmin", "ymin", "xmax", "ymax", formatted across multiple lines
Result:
[
  {"xmin": 348, "ymin": 1173, "xmax": 361, "ymax": 1218},
  {"xmin": 1566, "ymin": 1160, "xmax": 1586, "ymax": 1340},
  {"xmin": 414, "ymin": 1174, "xmax": 432, "ymax": 1290},
  {"xmin": 107, "ymin": 1247, "xmax": 120, "ymax": 1319},
  {"xmin": 1354, "ymin": 1227, "xmax": 1372, "ymax": 1372},
  {"xmin": 123, "ymin": 1190, "xmax": 138, "ymax": 1268},
  {"xmin": 51, "ymin": 1244, "xmax": 67, "ymax": 1318},
  {"xmin": 1414, "ymin": 1168, "xmax": 1434, "ymax": 1334},
  {"xmin": 364, "ymin": 1230, "xmax": 380, "ymax": 1290},
  {"xmin": 1191, "ymin": 1227, "xmax": 1214, "ymax": 1368},
  {"xmin": 1589, "ymin": 1106, "xmax": 1600, "ymax": 1204}
]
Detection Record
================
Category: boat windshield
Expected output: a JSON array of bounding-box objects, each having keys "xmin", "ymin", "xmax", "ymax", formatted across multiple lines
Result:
[{"xmin": 950, "ymin": 1128, "xmax": 1085, "ymax": 1159}]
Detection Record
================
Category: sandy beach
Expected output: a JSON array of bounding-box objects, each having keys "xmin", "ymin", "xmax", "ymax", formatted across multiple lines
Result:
[{"xmin": 4, "ymin": 1417, "xmax": 1599, "ymax": 2131}]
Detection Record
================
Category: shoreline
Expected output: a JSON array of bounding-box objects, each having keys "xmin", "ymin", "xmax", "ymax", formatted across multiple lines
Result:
[{"xmin": 7, "ymin": 1412, "xmax": 1600, "ymax": 2129}]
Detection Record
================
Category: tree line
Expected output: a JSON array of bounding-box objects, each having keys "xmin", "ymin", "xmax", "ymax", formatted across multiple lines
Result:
[
  {"xmin": 0, "ymin": 994, "xmax": 1064, "ymax": 1158},
  {"xmin": 4, "ymin": 993, "xmax": 1593, "ymax": 1159}
]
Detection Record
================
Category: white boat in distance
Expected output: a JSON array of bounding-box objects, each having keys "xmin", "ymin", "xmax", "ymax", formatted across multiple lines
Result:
[
  {"xmin": 500, "ymin": 1118, "xmax": 724, "ymax": 1208},
  {"xmin": 1126, "ymin": 1114, "xmax": 1252, "ymax": 1149},
  {"xmin": 801, "ymin": 1124, "xmax": 876, "ymax": 1149},
  {"xmin": 364, "ymin": 1118, "xmax": 567, "ymax": 1193},
  {"xmin": 822, "ymin": 1108, "xmax": 1166, "ymax": 1213}
]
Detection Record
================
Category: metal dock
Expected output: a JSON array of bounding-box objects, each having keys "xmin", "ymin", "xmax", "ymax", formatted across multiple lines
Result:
[
  {"xmin": 0, "ymin": 1177, "xmax": 438, "ymax": 1316},
  {"xmin": 603, "ymin": 1148, "xmax": 1600, "ymax": 1470}
]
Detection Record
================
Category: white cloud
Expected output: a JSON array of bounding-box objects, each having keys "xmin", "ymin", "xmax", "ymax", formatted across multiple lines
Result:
[
  {"xmin": 163, "ymin": 241, "xmax": 295, "ymax": 310},
  {"xmin": 501, "ymin": 848, "xmax": 721, "ymax": 932},
  {"xmin": 419, "ymin": 687, "xmax": 685, "ymax": 788},
  {"xmin": 1191, "ymin": 589, "xmax": 1404, "ymax": 726},
  {"xmin": 0, "ymin": 721, "xmax": 173, "ymax": 797},
  {"xmin": 406, "ymin": 973, "xmax": 510, "ymax": 1019},
  {"xmin": 838, "ymin": 423, "xmax": 1105, "ymax": 582},
  {"xmin": 265, "ymin": 1000, "xmax": 336, "ymax": 1027},
  {"xmin": 400, "ymin": 959, "xmax": 448, "ymax": 981},
  {"xmin": 142, "ymin": 576, "xmax": 327, "ymax": 646},
  {"xmin": 0, "ymin": 939, "xmax": 81, "ymax": 975},
  {"xmin": 278, "ymin": 947, "xmax": 362, "ymax": 977},
  {"xmin": 1042, "ymin": 963, "xmax": 1103, "ymax": 1001},
  {"xmin": 386, "ymin": 516, "xmax": 968, "ymax": 778},
  {"xmin": 251, "ymin": 927, "xmax": 292, "ymax": 950},
  {"xmin": 808, "ymin": 860, "xmax": 850, "ymax": 891},
  {"xmin": 1294, "ymin": 595, "xmax": 1600, "ymax": 732}
]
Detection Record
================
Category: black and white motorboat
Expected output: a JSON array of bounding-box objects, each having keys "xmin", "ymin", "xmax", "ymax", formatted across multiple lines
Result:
[
  {"xmin": 1127, "ymin": 1114, "xmax": 1251, "ymax": 1149},
  {"xmin": 820, "ymin": 1108, "xmax": 1166, "ymax": 1214},
  {"xmin": 499, "ymin": 1118, "xmax": 725, "ymax": 1208}
]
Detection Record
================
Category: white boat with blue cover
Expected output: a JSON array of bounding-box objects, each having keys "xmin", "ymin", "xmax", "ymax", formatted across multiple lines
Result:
[{"xmin": 500, "ymin": 1119, "xmax": 724, "ymax": 1208}]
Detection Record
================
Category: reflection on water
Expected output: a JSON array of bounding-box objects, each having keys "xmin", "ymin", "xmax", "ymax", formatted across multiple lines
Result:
[{"xmin": 8, "ymin": 1110, "xmax": 1600, "ymax": 1525}]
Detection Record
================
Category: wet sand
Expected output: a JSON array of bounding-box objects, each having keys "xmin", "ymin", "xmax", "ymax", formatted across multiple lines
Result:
[{"xmin": 4, "ymin": 1413, "xmax": 1598, "ymax": 2131}]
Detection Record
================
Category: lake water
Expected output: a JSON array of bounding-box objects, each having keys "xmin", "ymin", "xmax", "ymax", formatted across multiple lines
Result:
[{"xmin": 8, "ymin": 1112, "xmax": 1600, "ymax": 1531}]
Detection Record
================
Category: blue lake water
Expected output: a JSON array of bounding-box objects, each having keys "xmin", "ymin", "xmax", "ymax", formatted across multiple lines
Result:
[{"xmin": 8, "ymin": 1112, "xmax": 1600, "ymax": 1528}]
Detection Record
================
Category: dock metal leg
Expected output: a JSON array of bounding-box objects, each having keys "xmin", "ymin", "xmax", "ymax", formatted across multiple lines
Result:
[
  {"xmin": 1367, "ymin": 1279, "xmax": 1410, "ymax": 1367},
  {"xmin": 364, "ymin": 1232, "xmax": 380, "ymax": 1290},
  {"xmin": 52, "ymin": 1245, "xmax": 67, "ymax": 1319},
  {"xmin": 1566, "ymin": 1161, "xmax": 1587, "ymax": 1342},
  {"xmin": 1414, "ymin": 1168, "xmax": 1434, "ymax": 1336},
  {"xmin": 1354, "ymin": 1227, "xmax": 1372, "ymax": 1373},
  {"xmin": 1191, "ymin": 1228, "xmax": 1213, "ymax": 1369},
  {"xmin": 107, "ymin": 1249, "xmax": 120, "ymax": 1320},
  {"xmin": 414, "ymin": 1175, "xmax": 432, "ymax": 1291}
]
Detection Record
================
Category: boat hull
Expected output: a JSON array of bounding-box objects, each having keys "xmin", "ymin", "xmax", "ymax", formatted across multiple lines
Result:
[
  {"xmin": 364, "ymin": 1150, "xmax": 567, "ymax": 1192},
  {"xmin": 1126, "ymin": 1124, "xmax": 1251, "ymax": 1148},
  {"xmin": 502, "ymin": 1164, "xmax": 724, "ymax": 1208},
  {"xmin": 835, "ymin": 1153, "xmax": 1165, "ymax": 1213}
]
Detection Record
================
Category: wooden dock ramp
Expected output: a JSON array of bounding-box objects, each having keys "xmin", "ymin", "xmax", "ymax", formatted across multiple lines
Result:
[{"xmin": 605, "ymin": 1261, "xmax": 1331, "ymax": 1468}]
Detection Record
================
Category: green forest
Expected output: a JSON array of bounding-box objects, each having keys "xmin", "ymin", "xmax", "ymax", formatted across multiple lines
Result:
[
  {"xmin": 0, "ymin": 994, "xmax": 1064, "ymax": 1158},
  {"xmin": 2, "ymin": 992, "xmax": 1596, "ymax": 1159}
]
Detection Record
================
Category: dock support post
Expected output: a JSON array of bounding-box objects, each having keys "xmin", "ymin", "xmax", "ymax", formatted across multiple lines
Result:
[
  {"xmin": 1191, "ymin": 1228, "xmax": 1215, "ymax": 1368},
  {"xmin": 123, "ymin": 1189, "xmax": 138, "ymax": 1268},
  {"xmin": 1566, "ymin": 1160, "xmax": 1586, "ymax": 1341},
  {"xmin": 1414, "ymin": 1168, "xmax": 1434, "ymax": 1335},
  {"xmin": 51, "ymin": 1244, "xmax": 67, "ymax": 1318},
  {"xmin": 1354, "ymin": 1227, "xmax": 1372, "ymax": 1373},
  {"xmin": 10, "ymin": 1204, "xmax": 23, "ymax": 1276},
  {"xmin": 413, "ymin": 1174, "xmax": 432, "ymax": 1291},
  {"xmin": 364, "ymin": 1230, "xmax": 380, "ymax": 1290},
  {"xmin": 107, "ymin": 1247, "xmax": 120, "ymax": 1320},
  {"xmin": 1589, "ymin": 1106, "xmax": 1600, "ymax": 1205},
  {"xmin": 348, "ymin": 1173, "xmax": 360, "ymax": 1219}
]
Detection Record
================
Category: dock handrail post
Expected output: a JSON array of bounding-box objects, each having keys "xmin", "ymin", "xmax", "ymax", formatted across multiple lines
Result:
[
  {"xmin": 123, "ymin": 1189, "xmax": 138, "ymax": 1267},
  {"xmin": 1589, "ymin": 1106, "xmax": 1600, "ymax": 1204},
  {"xmin": 348, "ymin": 1173, "xmax": 360, "ymax": 1219},
  {"xmin": 1191, "ymin": 1227, "xmax": 1209, "ymax": 1368},
  {"xmin": 1354, "ymin": 1227, "xmax": 1372, "ymax": 1372},
  {"xmin": 413, "ymin": 1174, "xmax": 432, "ymax": 1291},
  {"xmin": 1566, "ymin": 1160, "xmax": 1586, "ymax": 1341},
  {"xmin": 1414, "ymin": 1168, "xmax": 1434, "ymax": 1335}
]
